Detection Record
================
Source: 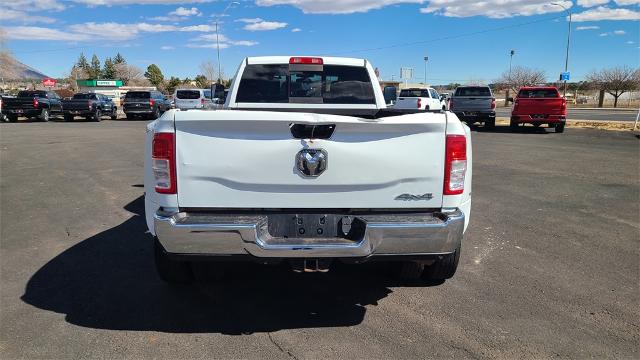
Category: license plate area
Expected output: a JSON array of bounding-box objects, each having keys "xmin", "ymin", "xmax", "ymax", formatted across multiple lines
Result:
[
  {"xmin": 531, "ymin": 114, "xmax": 546, "ymax": 119},
  {"xmin": 267, "ymin": 214, "xmax": 363, "ymax": 239},
  {"xmin": 463, "ymin": 111, "xmax": 479, "ymax": 116}
]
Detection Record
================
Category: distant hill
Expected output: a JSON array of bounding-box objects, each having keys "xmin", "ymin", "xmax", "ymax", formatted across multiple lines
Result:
[{"xmin": 12, "ymin": 60, "xmax": 49, "ymax": 80}]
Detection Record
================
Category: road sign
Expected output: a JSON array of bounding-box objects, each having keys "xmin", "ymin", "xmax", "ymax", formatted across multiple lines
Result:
[
  {"xmin": 560, "ymin": 72, "xmax": 570, "ymax": 81},
  {"xmin": 42, "ymin": 78, "xmax": 56, "ymax": 87},
  {"xmin": 400, "ymin": 67, "xmax": 413, "ymax": 80}
]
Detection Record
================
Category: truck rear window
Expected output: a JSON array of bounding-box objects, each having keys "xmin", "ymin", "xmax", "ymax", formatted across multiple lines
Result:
[
  {"xmin": 72, "ymin": 93, "xmax": 96, "ymax": 99},
  {"xmin": 518, "ymin": 89, "xmax": 560, "ymax": 98},
  {"xmin": 236, "ymin": 64, "xmax": 375, "ymax": 104},
  {"xmin": 399, "ymin": 89, "xmax": 429, "ymax": 97},
  {"xmin": 176, "ymin": 90, "xmax": 201, "ymax": 99},
  {"xmin": 454, "ymin": 87, "xmax": 491, "ymax": 97},
  {"xmin": 18, "ymin": 91, "xmax": 47, "ymax": 98},
  {"xmin": 125, "ymin": 91, "xmax": 150, "ymax": 99}
]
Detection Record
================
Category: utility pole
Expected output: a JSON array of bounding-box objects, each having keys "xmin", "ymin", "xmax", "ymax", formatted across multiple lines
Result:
[
  {"xmin": 214, "ymin": 1, "xmax": 239, "ymax": 84},
  {"xmin": 423, "ymin": 56, "xmax": 429, "ymax": 85},
  {"xmin": 552, "ymin": 2, "xmax": 572, "ymax": 98},
  {"xmin": 506, "ymin": 49, "xmax": 515, "ymax": 106}
]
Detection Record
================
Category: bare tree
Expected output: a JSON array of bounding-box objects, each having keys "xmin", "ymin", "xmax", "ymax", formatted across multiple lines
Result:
[
  {"xmin": 199, "ymin": 60, "xmax": 217, "ymax": 85},
  {"xmin": 586, "ymin": 66, "xmax": 640, "ymax": 108},
  {"xmin": 114, "ymin": 63, "xmax": 144, "ymax": 86},
  {"xmin": 496, "ymin": 66, "xmax": 547, "ymax": 93}
]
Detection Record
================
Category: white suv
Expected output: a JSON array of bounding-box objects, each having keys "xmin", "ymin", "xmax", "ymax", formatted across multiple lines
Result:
[{"xmin": 173, "ymin": 89, "xmax": 213, "ymax": 110}]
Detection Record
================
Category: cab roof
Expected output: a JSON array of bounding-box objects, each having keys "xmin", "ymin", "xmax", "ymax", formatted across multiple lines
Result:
[{"xmin": 246, "ymin": 56, "xmax": 366, "ymax": 67}]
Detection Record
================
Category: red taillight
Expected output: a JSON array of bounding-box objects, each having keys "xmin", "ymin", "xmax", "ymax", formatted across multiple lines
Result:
[
  {"xmin": 149, "ymin": 98, "xmax": 155, "ymax": 107},
  {"xmin": 289, "ymin": 57, "xmax": 323, "ymax": 65},
  {"xmin": 33, "ymin": 98, "xmax": 39, "ymax": 108},
  {"xmin": 449, "ymin": 99, "xmax": 454, "ymax": 111},
  {"xmin": 491, "ymin": 98, "xmax": 496, "ymax": 109},
  {"xmin": 417, "ymin": 98, "xmax": 422, "ymax": 109},
  {"xmin": 201, "ymin": 98, "xmax": 205, "ymax": 106},
  {"xmin": 152, "ymin": 133, "xmax": 176, "ymax": 194},
  {"xmin": 513, "ymin": 99, "xmax": 519, "ymax": 111},
  {"xmin": 444, "ymin": 135, "xmax": 467, "ymax": 195}
]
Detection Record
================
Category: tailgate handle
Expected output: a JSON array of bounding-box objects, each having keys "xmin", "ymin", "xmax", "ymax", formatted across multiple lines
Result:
[{"xmin": 290, "ymin": 124, "xmax": 335, "ymax": 139}]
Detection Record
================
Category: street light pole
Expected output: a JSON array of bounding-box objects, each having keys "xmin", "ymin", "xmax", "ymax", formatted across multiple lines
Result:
[
  {"xmin": 552, "ymin": 2, "xmax": 572, "ymax": 98},
  {"xmin": 423, "ymin": 56, "xmax": 428, "ymax": 85},
  {"xmin": 214, "ymin": 1, "xmax": 239, "ymax": 84},
  {"xmin": 506, "ymin": 49, "xmax": 515, "ymax": 106}
]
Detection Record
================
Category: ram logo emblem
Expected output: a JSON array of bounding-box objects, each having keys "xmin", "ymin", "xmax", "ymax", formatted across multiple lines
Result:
[{"xmin": 296, "ymin": 149, "xmax": 327, "ymax": 177}]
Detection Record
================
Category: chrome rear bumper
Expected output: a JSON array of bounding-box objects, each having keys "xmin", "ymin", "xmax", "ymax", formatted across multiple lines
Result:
[{"xmin": 154, "ymin": 210, "xmax": 465, "ymax": 258}]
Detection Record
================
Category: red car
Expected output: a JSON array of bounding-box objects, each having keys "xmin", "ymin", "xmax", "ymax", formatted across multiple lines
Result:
[{"xmin": 510, "ymin": 87, "xmax": 567, "ymax": 133}]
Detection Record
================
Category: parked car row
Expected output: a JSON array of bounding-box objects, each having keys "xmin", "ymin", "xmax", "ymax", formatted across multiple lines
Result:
[{"xmin": 389, "ymin": 84, "xmax": 566, "ymax": 133}]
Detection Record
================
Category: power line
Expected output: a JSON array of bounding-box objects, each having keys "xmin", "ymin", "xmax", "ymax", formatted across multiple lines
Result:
[{"xmin": 324, "ymin": 14, "xmax": 566, "ymax": 56}]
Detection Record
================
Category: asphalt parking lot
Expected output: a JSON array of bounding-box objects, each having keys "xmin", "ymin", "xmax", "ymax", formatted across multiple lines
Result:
[{"xmin": 1, "ymin": 120, "xmax": 638, "ymax": 359}]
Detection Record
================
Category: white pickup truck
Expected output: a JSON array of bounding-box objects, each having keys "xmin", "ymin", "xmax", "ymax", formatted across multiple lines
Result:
[
  {"xmin": 393, "ymin": 87, "xmax": 447, "ymax": 111},
  {"xmin": 144, "ymin": 56, "xmax": 472, "ymax": 283}
]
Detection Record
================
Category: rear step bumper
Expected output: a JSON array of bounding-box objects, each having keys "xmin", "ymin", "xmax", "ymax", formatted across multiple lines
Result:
[{"xmin": 154, "ymin": 210, "xmax": 464, "ymax": 258}]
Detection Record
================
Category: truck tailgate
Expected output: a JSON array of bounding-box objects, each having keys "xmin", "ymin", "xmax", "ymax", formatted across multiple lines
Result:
[
  {"xmin": 450, "ymin": 97, "xmax": 492, "ymax": 111},
  {"xmin": 174, "ymin": 110, "xmax": 446, "ymax": 209},
  {"xmin": 394, "ymin": 97, "xmax": 420, "ymax": 109},
  {"xmin": 515, "ymin": 98, "xmax": 565, "ymax": 115}
]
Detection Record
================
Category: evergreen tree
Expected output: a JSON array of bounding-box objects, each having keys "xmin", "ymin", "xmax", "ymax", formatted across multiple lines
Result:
[
  {"xmin": 113, "ymin": 52, "xmax": 126, "ymax": 65},
  {"xmin": 76, "ymin": 53, "xmax": 89, "ymax": 72},
  {"xmin": 195, "ymin": 75, "xmax": 208, "ymax": 89},
  {"xmin": 89, "ymin": 54, "xmax": 101, "ymax": 79},
  {"xmin": 144, "ymin": 64, "xmax": 164, "ymax": 87},
  {"xmin": 165, "ymin": 77, "xmax": 182, "ymax": 94},
  {"xmin": 102, "ymin": 57, "xmax": 116, "ymax": 79}
]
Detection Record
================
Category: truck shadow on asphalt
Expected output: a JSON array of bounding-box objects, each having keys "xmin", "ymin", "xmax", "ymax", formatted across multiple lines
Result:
[
  {"xmin": 469, "ymin": 124, "xmax": 550, "ymax": 134},
  {"xmin": 21, "ymin": 195, "xmax": 439, "ymax": 334}
]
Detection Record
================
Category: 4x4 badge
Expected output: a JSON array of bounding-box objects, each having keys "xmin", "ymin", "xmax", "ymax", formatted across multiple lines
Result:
[{"xmin": 395, "ymin": 193, "xmax": 434, "ymax": 201}]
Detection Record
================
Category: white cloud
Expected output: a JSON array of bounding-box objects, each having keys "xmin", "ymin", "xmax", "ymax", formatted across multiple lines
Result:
[
  {"xmin": 160, "ymin": 45, "xmax": 175, "ymax": 50},
  {"xmin": 291, "ymin": 28, "xmax": 302, "ymax": 32},
  {"xmin": 420, "ymin": 0, "xmax": 573, "ymax": 18},
  {"xmin": 72, "ymin": 0, "xmax": 212, "ymax": 6},
  {"xmin": 3, "ymin": 22, "xmax": 218, "ymax": 42},
  {"xmin": 627, "ymin": 40, "xmax": 635, "ymax": 44},
  {"xmin": 188, "ymin": 33, "xmax": 258, "ymax": 48},
  {"xmin": 573, "ymin": 6, "xmax": 640, "ymax": 21},
  {"xmin": 1, "ymin": 26, "xmax": 86, "ymax": 41},
  {"xmin": 243, "ymin": 20, "xmax": 287, "ymax": 31},
  {"xmin": 236, "ymin": 18, "xmax": 265, "ymax": 23},
  {"xmin": 577, "ymin": 0, "xmax": 609, "ymax": 7},
  {"xmin": 255, "ymin": 0, "xmax": 423, "ymax": 14},
  {"xmin": 0, "ymin": 9, "xmax": 57, "ymax": 24},
  {"xmin": 576, "ymin": 25, "xmax": 600, "ymax": 30},
  {"xmin": 5, "ymin": 0, "xmax": 66, "ymax": 12},
  {"xmin": 169, "ymin": 7, "xmax": 201, "ymax": 16},
  {"xmin": 614, "ymin": 0, "xmax": 640, "ymax": 5},
  {"xmin": 613, "ymin": 30, "xmax": 626, "ymax": 35}
]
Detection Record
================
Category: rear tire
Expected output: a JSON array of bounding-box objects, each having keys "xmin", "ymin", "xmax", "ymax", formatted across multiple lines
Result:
[
  {"xmin": 510, "ymin": 117, "xmax": 519, "ymax": 130},
  {"xmin": 152, "ymin": 108, "xmax": 160, "ymax": 119},
  {"xmin": 126, "ymin": 114, "xmax": 134, "ymax": 120},
  {"xmin": 92, "ymin": 109, "xmax": 101, "ymax": 122},
  {"xmin": 154, "ymin": 237, "xmax": 193, "ymax": 284},
  {"xmin": 64, "ymin": 114, "xmax": 74, "ymax": 122},
  {"xmin": 485, "ymin": 118, "xmax": 495, "ymax": 130},
  {"xmin": 7, "ymin": 115, "xmax": 17, "ymax": 122},
  {"xmin": 397, "ymin": 261, "xmax": 425, "ymax": 280},
  {"xmin": 555, "ymin": 122, "xmax": 565, "ymax": 133},
  {"xmin": 110, "ymin": 109, "xmax": 117, "ymax": 120},
  {"xmin": 423, "ymin": 246, "xmax": 461, "ymax": 281},
  {"xmin": 39, "ymin": 108, "xmax": 49, "ymax": 122}
]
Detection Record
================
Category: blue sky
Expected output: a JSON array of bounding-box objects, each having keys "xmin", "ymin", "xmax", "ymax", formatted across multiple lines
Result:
[{"xmin": 2, "ymin": 0, "xmax": 639, "ymax": 84}]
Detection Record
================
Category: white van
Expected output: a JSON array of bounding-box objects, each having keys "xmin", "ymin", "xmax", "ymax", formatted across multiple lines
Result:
[{"xmin": 173, "ymin": 89, "xmax": 213, "ymax": 109}]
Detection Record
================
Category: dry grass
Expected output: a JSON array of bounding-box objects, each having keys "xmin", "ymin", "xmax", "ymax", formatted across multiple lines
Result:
[{"xmin": 495, "ymin": 117, "xmax": 636, "ymax": 132}]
